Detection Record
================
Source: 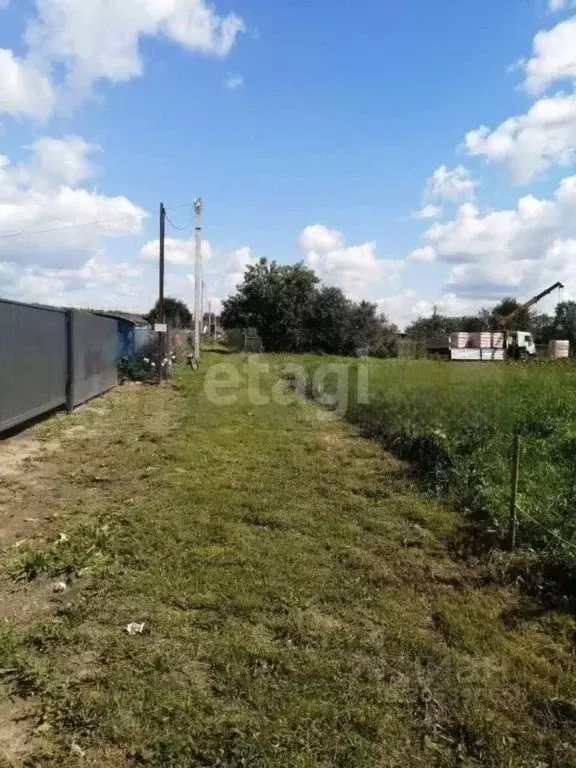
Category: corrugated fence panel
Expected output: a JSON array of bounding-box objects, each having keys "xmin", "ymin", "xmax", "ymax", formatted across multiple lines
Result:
[
  {"xmin": 0, "ymin": 300, "xmax": 67, "ymax": 432},
  {"xmin": 71, "ymin": 311, "xmax": 118, "ymax": 407}
]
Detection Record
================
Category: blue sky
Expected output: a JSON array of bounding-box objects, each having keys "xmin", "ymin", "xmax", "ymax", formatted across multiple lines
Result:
[{"xmin": 1, "ymin": 0, "xmax": 576, "ymax": 326}]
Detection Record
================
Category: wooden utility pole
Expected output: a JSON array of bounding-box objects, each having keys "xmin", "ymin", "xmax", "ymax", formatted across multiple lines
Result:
[
  {"xmin": 194, "ymin": 198, "xmax": 203, "ymax": 363},
  {"xmin": 158, "ymin": 202, "xmax": 166, "ymax": 383}
]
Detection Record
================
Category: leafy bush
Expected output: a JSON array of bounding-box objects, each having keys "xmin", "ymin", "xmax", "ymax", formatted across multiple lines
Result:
[{"xmin": 118, "ymin": 337, "xmax": 178, "ymax": 382}]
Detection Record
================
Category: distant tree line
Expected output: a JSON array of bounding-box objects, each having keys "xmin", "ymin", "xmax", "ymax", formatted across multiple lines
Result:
[
  {"xmin": 143, "ymin": 279, "xmax": 576, "ymax": 357},
  {"xmin": 405, "ymin": 298, "xmax": 576, "ymax": 348},
  {"xmin": 221, "ymin": 258, "xmax": 398, "ymax": 356}
]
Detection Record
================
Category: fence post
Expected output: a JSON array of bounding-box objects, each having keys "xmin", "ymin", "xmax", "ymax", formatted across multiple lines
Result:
[
  {"xmin": 509, "ymin": 435, "xmax": 521, "ymax": 550},
  {"xmin": 65, "ymin": 309, "xmax": 75, "ymax": 413}
]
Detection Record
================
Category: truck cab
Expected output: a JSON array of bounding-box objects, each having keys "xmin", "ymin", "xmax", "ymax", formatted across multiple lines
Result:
[{"xmin": 507, "ymin": 331, "xmax": 537, "ymax": 360}]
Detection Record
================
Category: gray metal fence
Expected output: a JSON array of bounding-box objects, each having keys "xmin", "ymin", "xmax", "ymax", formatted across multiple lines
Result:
[
  {"xmin": 69, "ymin": 311, "xmax": 118, "ymax": 408},
  {"xmin": 0, "ymin": 300, "xmax": 67, "ymax": 433},
  {"xmin": 0, "ymin": 299, "xmax": 119, "ymax": 434}
]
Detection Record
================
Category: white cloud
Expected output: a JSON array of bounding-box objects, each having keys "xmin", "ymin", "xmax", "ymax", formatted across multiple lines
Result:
[
  {"xmin": 465, "ymin": 92, "xmax": 576, "ymax": 183},
  {"xmin": 419, "ymin": 175, "xmax": 576, "ymax": 266},
  {"xmin": 299, "ymin": 224, "xmax": 343, "ymax": 253},
  {"xmin": 549, "ymin": 0, "xmax": 576, "ymax": 10},
  {"xmin": 0, "ymin": 49, "xmax": 55, "ymax": 120},
  {"xmin": 0, "ymin": 136, "xmax": 146, "ymax": 271},
  {"xmin": 223, "ymin": 72, "xmax": 244, "ymax": 90},
  {"xmin": 376, "ymin": 291, "xmax": 481, "ymax": 330},
  {"xmin": 524, "ymin": 17, "xmax": 576, "ymax": 94},
  {"xmin": 0, "ymin": 252, "xmax": 145, "ymax": 308},
  {"xmin": 0, "ymin": 137, "xmax": 257, "ymax": 313},
  {"xmin": 139, "ymin": 237, "xmax": 212, "ymax": 264},
  {"xmin": 425, "ymin": 165, "xmax": 478, "ymax": 202},
  {"xmin": 223, "ymin": 246, "xmax": 257, "ymax": 292},
  {"xmin": 27, "ymin": 136, "xmax": 98, "ymax": 186},
  {"xmin": 412, "ymin": 204, "xmax": 443, "ymax": 220},
  {"xmin": 0, "ymin": 0, "xmax": 245, "ymax": 120},
  {"xmin": 299, "ymin": 224, "xmax": 402, "ymax": 298},
  {"xmin": 407, "ymin": 172, "xmax": 576, "ymax": 307},
  {"xmin": 408, "ymin": 245, "xmax": 436, "ymax": 262},
  {"xmin": 445, "ymin": 244, "xmax": 572, "ymax": 308}
]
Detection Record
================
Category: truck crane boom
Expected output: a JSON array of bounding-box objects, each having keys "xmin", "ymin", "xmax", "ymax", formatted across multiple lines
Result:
[{"xmin": 498, "ymin": 282, "xmax": 564, "ymax": 329}]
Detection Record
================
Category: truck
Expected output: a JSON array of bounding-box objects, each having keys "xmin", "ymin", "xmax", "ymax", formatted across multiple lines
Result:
[
  {"xmin": 426, "ymin": 331, "xmax": 536, "ymax": 361},
  {"xmin": 426, "ymin": 282, "xmax": 564, "ymax": 362}
]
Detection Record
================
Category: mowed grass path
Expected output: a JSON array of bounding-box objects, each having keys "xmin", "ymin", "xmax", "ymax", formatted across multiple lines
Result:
[{"xmin": 1, "ymin": 353, "xmax": 576, "ymax": 767}]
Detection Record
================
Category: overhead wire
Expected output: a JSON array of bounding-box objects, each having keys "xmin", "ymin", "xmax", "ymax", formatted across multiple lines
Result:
[
  {"xmin": 0, "ymin": 201, "xmax": 196, "ymax": 242},
  {"xmin": 164, "ymin": 204, "xmax": 195, "ymax": 231},
  {"xmin": 0, "ymin": 211, "xmax": 149, "ymax": 242}
]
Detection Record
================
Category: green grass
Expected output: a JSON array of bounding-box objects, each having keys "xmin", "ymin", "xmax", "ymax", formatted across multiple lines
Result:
[
  {"xmin": 1, "ymin": 354, "xmax": 576, "ymax": 766},
  {"xmin": 313, "ymin": 358, "xmax": 576, "ymax": 556}
]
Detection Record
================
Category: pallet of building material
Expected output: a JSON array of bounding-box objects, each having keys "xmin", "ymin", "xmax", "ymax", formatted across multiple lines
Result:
[
  {"xmin": 450, "ymin": 332, "xmax": 470, "ymax": 349},
  {"xmin": 548, "ymin": 340, "xmax": 570, "ymax": 359},
  {"xmin": 468, "ymin": 332, "xmax": 495, "ymax": 349},
  {"xmin": 491, "ymin": 333, "xmax": 505, "ymax": 349}
]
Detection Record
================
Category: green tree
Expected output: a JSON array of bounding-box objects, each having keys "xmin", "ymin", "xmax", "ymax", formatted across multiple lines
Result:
[
  {"xmin": 531, "ymin": 313, "xmax": 554, "ymax": 344},
  {"xmin": 221, "ymin": 259, "xmax": 319, "ymax": 352},
  {"xmin": 147, "ymin": 297, "xmax": 192, "ymax": 328},
  {"xmin": 306, "ymin": 286, "xmax": 353, "ymax": 354},
  {"xmin": 221, "ymin": 259, "xmax": 394, "ymax": 355},
  {"xmin": 372, "ymin": 315, "xmax": 400, "ymax": 357},
  {"xmin": 552, "ymin": 301, "xmax": 576, "ymax": 345},
  {"xmin": 405, "ymin": 314, "xmax": 461, "ymax": 340},
  {"xmin": 459, "ymin": 314, "xmax": 489, "ymax": 332},
  {"xmin": 489, "ymin": 298, "xmax": 533, "ymax": 331},
  {"xmin": 347, "ymin": 300, "xmax": 384, "ymax": 353}
]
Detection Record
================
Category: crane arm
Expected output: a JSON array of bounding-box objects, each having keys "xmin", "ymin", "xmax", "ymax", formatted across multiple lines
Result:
[{"xmin": 498, "ymin": 282, "xmax": 564, "ymax": 328}]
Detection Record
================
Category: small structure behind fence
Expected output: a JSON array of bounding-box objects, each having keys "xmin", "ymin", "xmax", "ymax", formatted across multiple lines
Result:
[
  {"xmin": 92, "ymin": 312, "xmax": 151, "ymax": 359},
  {"xmin": 227, "ymin": 328, "xmax": 264, "ymax": 353},
  {"xmin": 1, "ymin": 298, "xmax": 119, "ymax": 434}
]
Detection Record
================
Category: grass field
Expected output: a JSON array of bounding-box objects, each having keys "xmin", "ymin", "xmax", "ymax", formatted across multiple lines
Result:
[
  {"xmin": 307, "ymin": 357, "xmax": 576, "ymax": 560},
  {"xmin": 1, "ymin": 353, "xmax": 576, "ymax": 766}
]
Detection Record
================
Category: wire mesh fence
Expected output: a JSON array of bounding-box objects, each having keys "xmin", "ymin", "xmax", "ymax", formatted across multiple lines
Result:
[{"xmin": 226, "ymin": 328, "xmax": 264, "ymax": 353}]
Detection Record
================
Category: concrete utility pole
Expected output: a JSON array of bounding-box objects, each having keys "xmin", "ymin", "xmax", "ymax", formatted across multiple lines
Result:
[
  {"xmin": 158, "ymin": 202, "xmax": 166, "ymax": 383},
  {"xmin": 208, "ymin": 300, "xmax": 212, "ymax": 338},
  {"xmin": 194, "ymin": 197, "xmax": 203, "ymax": 363}
]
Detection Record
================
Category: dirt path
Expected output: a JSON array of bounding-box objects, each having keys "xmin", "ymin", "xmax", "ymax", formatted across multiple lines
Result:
[
  {"xmin": 0, "ymin": 383, "xmax": 177, "ymax": 766},
  {"xmin": 0, "ymin": 360, "xmax": 574, "ymax": 768}
]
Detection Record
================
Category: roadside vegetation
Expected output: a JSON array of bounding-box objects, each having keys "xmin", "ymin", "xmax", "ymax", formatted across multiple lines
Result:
[
  {"xmin": 1, "ymin": 353, "xmax": 576, "ymax": 767},
  {"xmin": 298, "ymin": 356, "xmax": 576, "ymax": 602}
]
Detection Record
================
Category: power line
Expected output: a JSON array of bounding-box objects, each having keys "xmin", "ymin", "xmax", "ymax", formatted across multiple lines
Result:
[
  {"xmin": 0, "ymin": 198, "xmax": 203, "ymax": 244},
  {"xmin": 164, "ymin": 209, "xmax": 194, "ymax": 231},
  {"xmin": 0, "ymin": 211, "xmax": 149, "ymax": 242},
  {"xmin": 0, "ymin": 201, "xmax": 198, "ymax": 242}
]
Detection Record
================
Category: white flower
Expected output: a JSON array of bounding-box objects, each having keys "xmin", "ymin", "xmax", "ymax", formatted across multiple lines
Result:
[
  {"xmin": 151, "ymin": 362, "xmax": 156, "ymax": 367},
  {"xmin": 143, "ymin": 357, "xmax": 150, "ymax": 364}
]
